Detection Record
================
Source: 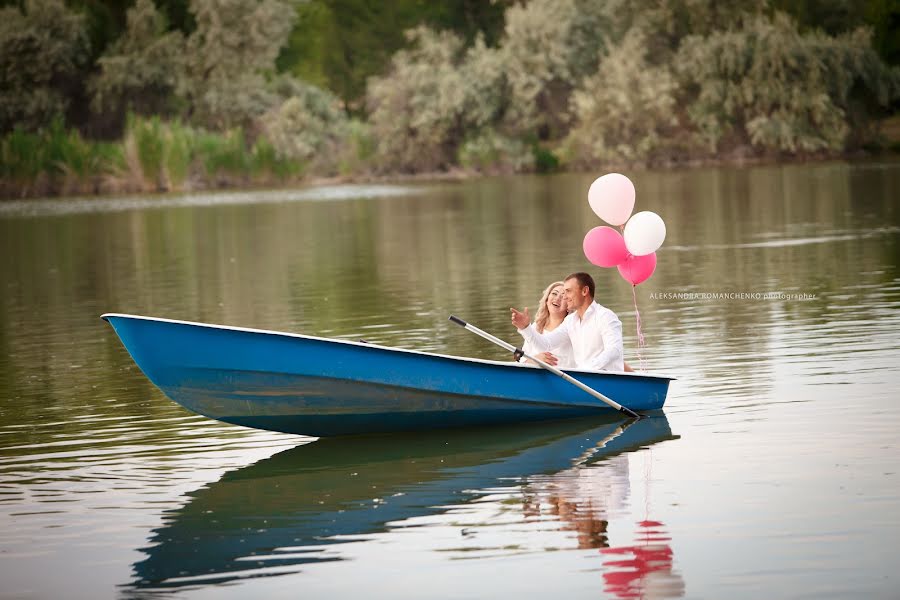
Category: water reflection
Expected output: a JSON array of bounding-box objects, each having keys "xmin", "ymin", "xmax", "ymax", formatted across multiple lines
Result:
[
  {"xmin": 520, "ymin": 425, "xmax": 685, "ymax": 599},
  {"xmin": 125, "ymin": 415, "xmax": 677, "ymax": 593},
  {"xmin": 602, "ymin": 520, "xmax": 684, "ymax": 599}
]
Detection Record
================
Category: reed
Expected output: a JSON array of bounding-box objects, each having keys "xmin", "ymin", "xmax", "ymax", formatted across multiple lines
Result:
[
  {"xmin": 251, "ymin": 139, "xmax": 301, "ymax": 182},
  {"xmin": 164, "ymin": 121, "xmax": 193, "ymax": 191},
  {"xmin": 1, "ymin": 116, "xmax": 309, "ymax": 199},
  {"xmin": 195, "ymin": 129, "xmax": 250, "ymax": 182}
]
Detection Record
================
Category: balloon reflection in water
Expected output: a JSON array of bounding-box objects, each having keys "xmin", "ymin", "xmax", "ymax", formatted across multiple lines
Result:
[
  {"xmin": 521, "ymin": 429, "xmax": 685, "ymax": 599},
  {"xmin": 602, "ymin": 520, "xmax": 685, "ymax": 599}
]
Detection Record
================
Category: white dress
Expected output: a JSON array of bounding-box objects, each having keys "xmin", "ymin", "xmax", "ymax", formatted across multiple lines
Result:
[{"xmin": 519, "ymin": 325, "xmax": 576, "ymax": 369}]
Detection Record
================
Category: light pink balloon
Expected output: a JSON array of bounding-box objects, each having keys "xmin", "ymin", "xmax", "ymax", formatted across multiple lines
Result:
[
  {"xmin": 583, "ymin": 226, "xmax": 628, "ymax": 267},
  {"xmin": 588, "ymin": 173, "xmax": 635, "ymax": 226},
  {"xmin": 617, "ymin": 252, "xmax": 657, "ymax": 285}
]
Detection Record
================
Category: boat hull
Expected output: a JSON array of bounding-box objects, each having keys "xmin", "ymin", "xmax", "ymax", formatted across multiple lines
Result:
[{"xmin": 102, "ymin": 313, "xmax": 673, "ymax": 436}]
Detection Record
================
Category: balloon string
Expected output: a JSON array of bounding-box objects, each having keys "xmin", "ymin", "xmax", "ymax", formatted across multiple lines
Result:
[{"xmin": 631, "ymin": 284, "xmax": 646, "ymax": 372}]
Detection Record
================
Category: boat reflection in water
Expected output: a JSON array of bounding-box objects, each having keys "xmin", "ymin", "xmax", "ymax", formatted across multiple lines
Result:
[{"xmin": 126, "ymin": 414, "xmax": 679, "ymax": 593}]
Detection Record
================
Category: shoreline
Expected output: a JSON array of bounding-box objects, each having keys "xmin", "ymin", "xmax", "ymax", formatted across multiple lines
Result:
[{"xmin": 3, "ymin": 149, "xmax": 898, "ymax": 203}]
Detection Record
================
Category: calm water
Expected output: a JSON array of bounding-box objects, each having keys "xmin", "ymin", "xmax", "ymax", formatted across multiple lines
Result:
[{"xmin": 1, "ymin": 163, "xmax": 899, "ymax": 599}]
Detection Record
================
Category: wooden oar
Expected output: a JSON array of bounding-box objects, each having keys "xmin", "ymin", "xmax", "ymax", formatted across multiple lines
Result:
[{"xmin": 449, "ymin": 315, "xmax": 641, "ymax": 419}]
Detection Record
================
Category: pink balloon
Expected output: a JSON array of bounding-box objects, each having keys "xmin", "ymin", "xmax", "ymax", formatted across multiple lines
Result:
[
  {"xmin": 588, "ymin": 173, "xmax": 635, "ymax": 226},
  {"xmin": 583, "ymin": 226, "xmax": 629, "ymax": 267},
  {"xmin": 617, "ymin": 252, "xmax": 657, "ymax": 285}
]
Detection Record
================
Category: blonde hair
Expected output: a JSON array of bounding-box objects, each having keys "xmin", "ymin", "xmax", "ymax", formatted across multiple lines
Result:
[{"xmin": 533, "ymin": 281, "xmax": 564, "ymax": 333}]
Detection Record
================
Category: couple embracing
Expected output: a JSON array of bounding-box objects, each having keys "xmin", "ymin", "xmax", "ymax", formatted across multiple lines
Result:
[{"xmin": 511, "ymin": 272, "xmax": 632, "ymax": 373}]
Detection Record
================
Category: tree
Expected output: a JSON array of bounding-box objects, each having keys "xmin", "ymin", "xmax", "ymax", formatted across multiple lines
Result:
[
  {"xmin": 92, "ymin": 0, "xmax": 185, "ymax": 120},
  {"xmin": 676, "ymin": 12, "xmax": 900, "ymax": 154},
  {"xmin": 0, "ymin": 0, "xmax": 89, "ymax": 133},
  {"xmin": 366, "ymin": 27, "xmax": 471, "ymax": 172},
  {"xmin": 564, "ymin": 28, "xmax": 681, "ymax": 166},
  {"xmin": 181, "ymin": 0, "xmax": 296, "ymax": 130},
  {"xmin": 277, "ymin": 0, "xmax": 512, "ymax": 113},
  {"xmin": 500, "ymin": 0, "xmax": 612, "ymax": 140}
]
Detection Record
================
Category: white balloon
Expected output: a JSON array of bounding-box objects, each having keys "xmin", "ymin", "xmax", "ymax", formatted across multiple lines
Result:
[
  {"xmin": 624, "ymin": 211, "xmax": 666, "ymax": 256},
  {"xmin": 587, "ymin": 173, "xmax": 635, "ymax": 226}
]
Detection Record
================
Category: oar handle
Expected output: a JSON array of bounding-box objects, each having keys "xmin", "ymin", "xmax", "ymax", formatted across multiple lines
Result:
[{"xmin": 448, "ymin": 315, "xmax": 640, "ymax": 419}]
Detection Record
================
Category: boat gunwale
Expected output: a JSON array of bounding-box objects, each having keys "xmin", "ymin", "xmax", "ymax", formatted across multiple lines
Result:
[{"xmin": 100, "ymin": 312, "xmax": 676, "ymax": 382}]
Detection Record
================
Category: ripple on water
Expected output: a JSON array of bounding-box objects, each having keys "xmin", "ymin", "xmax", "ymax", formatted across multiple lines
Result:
[{"xmin": 0, "ymin": 184, "xmax": 421, "ymax": 218}]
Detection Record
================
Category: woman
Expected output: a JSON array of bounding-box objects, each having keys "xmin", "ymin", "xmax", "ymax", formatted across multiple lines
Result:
[
  {"xmin": 519, "ymin": 281, "xmax": 575, "ymax": 369},
  {"xmin": 519, "ymin": 280, "xmax": 635, "ymax": 372}
]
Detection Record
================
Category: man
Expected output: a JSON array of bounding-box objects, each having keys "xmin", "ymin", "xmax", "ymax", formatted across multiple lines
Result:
[{"xmin": 510, "ymin": 272, "xmax": 624, "ymax": 372}]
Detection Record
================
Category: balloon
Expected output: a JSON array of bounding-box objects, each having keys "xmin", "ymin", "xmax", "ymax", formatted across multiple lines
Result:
[
  {"xmin": 624, "ymin": 211, "xmax": 666, "ymax": 256},
  {"xmin": 588, "ymin": 173, "xmax": 635, "ymax": 226},
  {"xmin": 583, "ymin": 226, "xmax": 628, "ymax": 267},
  {"xmin": 617, "ymin": 252, "xmax": 657, "ymax": 285}
]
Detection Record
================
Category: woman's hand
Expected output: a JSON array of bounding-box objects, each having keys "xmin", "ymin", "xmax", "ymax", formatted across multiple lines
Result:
[
  {"xmin": 510, "ymin": 307, "xmax": 530, "ymax": 329},
  {"xmin": 534, "ymin": 351, "xmax": 558, "ymax": 366}
]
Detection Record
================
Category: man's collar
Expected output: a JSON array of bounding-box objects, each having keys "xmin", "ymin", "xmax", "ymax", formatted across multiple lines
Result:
[{"xmin": 575, "ymin": 300, "xmax": 597, "ymax": 321}]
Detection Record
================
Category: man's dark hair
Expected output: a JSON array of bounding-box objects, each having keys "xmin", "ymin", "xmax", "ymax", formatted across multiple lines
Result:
[{"xmin": 565, "ymin": 272, "xmax": 595, "ymax": 298}]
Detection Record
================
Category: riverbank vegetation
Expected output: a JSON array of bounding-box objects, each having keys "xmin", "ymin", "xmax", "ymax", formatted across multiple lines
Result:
[{"xmin": 2, "ymin": 0, "xmax": 899, "ymax": 198}]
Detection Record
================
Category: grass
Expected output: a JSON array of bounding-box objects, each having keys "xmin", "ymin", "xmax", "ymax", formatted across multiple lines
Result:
[{"xmin": 1, "ymin": 115, "xmax": 309, "ymax": 199}]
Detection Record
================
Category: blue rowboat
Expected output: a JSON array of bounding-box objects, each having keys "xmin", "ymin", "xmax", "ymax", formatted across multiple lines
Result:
[{"xmin": 101, "ymin": 313, "xmax": 673, "ymax": 436}]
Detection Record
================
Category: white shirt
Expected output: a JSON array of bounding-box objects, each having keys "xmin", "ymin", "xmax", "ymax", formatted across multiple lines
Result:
[{"xmin": 518, "ymin": 301, "xmax": 624, "ymax": 371}]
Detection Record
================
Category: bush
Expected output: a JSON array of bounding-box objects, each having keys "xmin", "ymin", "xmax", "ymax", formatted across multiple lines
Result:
[
  {"xmin": 336, "ymin": 119, "xmax": 375, "ymax": 176},
  {"xmin": 458, "ymin": 129, "xmax": 534, "ymax": 173},
  {"xmin": 532, "ymin": 145, "xmax": 559, "ymax": 173},
  {"xmin": 259, "ymin": 77, "xmax": 348, "ymax": 175}
]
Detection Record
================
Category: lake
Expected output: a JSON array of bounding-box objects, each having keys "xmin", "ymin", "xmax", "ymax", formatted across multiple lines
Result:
[{"xmin": 1, "ymin": 162, "xmax": 898, "ymax": 599}]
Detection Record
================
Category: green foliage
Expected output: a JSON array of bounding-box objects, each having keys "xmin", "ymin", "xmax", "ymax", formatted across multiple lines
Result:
[
  {"xmin": 563, "ymin": 28, "xmax": 681, "ymax": 166},
  {"xmin": 675, "ymin": 12, "xmax": 900, "ymax": 154},
  {"xmin": 182, "ymin": 0, "xmax": 296, "ymax": 130},
  {"xmin": 458, "ymin": 130, "xmax": 534, "ymax": 173},
  {"xmin": 772, "ymin": 0, "xmax": 900, "ymax": 65},
  {"xmin": 250, "ymin": 138, "xmax": 300, "ymax": 181},
  {"xmin": 260, "ymin": 77, "xmax": 349, "ymax": 174},
  {"xmin": 4, "ymin": 0, "xmax": 900, "ymax": 196},
  {"xmin": 500, "ymin": 0, "xmax": 612, "ymax": 139},
  {"xmin": 366, "ymin": 27, "xmax": 472, "ymax": 172},
  {"xmin": 532, "ymin": 145, "xmax": 560, "ymax": 173},
  {"xmin": 163, "ymin": 121, "xmax": 192, "ymax": 188},
  {"xmin": 1, "ymin": 128, "xmax": 47, "ymax": 184},
  {"xmin": 91, "ymin": 0, "xmax": 185, "ymax": 119},
  {"xmin": 194, "ymin": 129, "xmax": 251, "ymax": 179},
  {"xmin": 0, "ymin": 0, "xmax": 89, "ymax": 133},
  {"xmin": 277, "ymin": 0, "xmax": 512, "ymax": 111},
  {"xmin": 1, "ymin": 118, "xmax": 124, "ymax": 196},
  {"xmin": 336, "ymin": 119, "xmax": 376, "ymax": 175}
]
